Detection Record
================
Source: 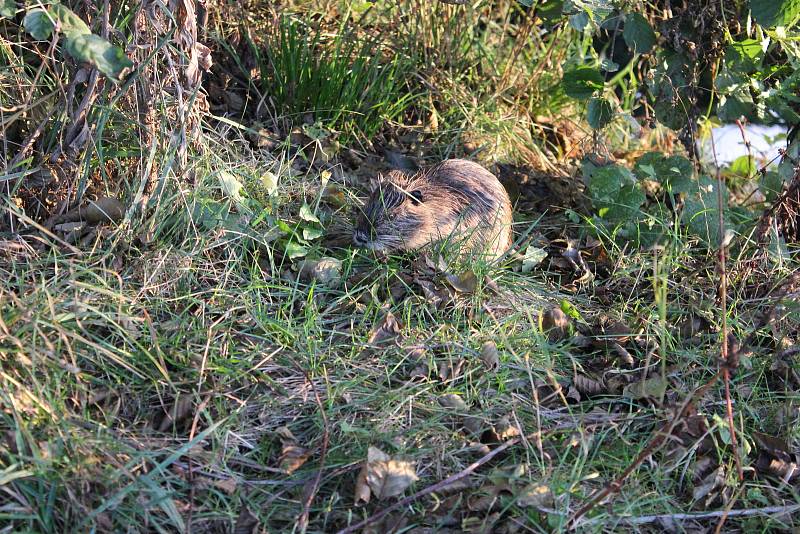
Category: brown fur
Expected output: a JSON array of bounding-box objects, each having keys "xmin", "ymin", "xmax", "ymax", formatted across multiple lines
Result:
[{"xmin": 353, "ymin": 159, "xmax": 513, "ymax": 259}]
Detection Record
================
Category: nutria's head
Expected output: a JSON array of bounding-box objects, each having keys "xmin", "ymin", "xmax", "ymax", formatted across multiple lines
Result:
[{"xmin": 353, "ymin": 170, "xmax": 434, "ymax": 252}]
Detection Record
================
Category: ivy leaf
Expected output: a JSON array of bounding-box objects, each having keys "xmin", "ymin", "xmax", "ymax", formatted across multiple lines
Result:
[
  {"xmin": 623, "ymin": 13, "xmax": 656, "ymax": 54},
  {"xmin": 50, "ymin": 4, "xmax": 90, "ymax": 37},
  {"xmin": 586, "ymin": 164, "xmax": 636, "ymax": 202},
  {"xmin": 750, "ymin": 0, "xmax": 800, "ymax": 28},
  {"xmin": 562, "ymin": 66, "xmax": 604, "ymax": 100},
  {"xmin": 587, "ymin": 96, "xmax": 614, "ymax": 129},
  {"xmin": 299, "ymin": 203, "xmax": 320, "ymax": 223},
  {"xmin": 725, "ymin": 39, "xmax": 764, "ymax": 73},
  {"xmin": 634, "ymin": 152, "xmax": 695, "ymax": 193},
  {"xmin": 64, "ymin": 34, "xmax": 133, "ymax": 80},
  {"xmin": 682, "ymin": 176, "xmax": 731, "ymax": 246},
  {"xmin": 23, "ymin": 9, "xmax": 54, "ymax": 40},
  {"xmin": 0, "ymin": 0, "xmax": 15, "ymax": 19}
]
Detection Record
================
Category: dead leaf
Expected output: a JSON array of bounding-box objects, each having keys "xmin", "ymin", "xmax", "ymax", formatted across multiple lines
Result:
[
  {"xmin": 541, "ymin": 307, "xmax": 570, "ymax": 341},
  {"xmin": 233, "ymin": 505, "xmax": 260, "ymax": 534},
  {"xmin": 278, "ymin": 444, "xmax": 311, "ymax": 475},
  {"xmin": 298, "ymin": 257, "xmax": 342, "ymax": 287},
  {"xmin": 356, "ymin": 446, "xmax": 418, "ymax": 502},
  {"xmin": 753, "ymin": 431, "xmax": 799, "ymax": 482},
  {"xmin": 157, "ymin": 394, "xmax": 194, "ymax": 432},
  {"xmin": 623, "ymin": 375, "xmax": 668, "ymax": 400},
  {"xmin": 446, "ymin": 270, "xmax": 479, "ymax": 293},
  {"xmin": 210, "ymin": 478, "xmax": 237, "ymax": 494},
  {"xmin": 479, "ymin": 341, "xmax": 500, "ymax": 369},
  {"xmin": 573, "ymin": 374, "xmax": 606, "ymax": 397},
  {"xmin": 368, "ymin": 312, "xmax": 402, "ymax": 345},
  {"xmin": 692, "ymin": 465, "xmax": 724, "ymax": 504},
  {"xmin": 516, "ymin": 483, "xmax": 554, "ymax": 509},
  {"xmin": 438, "ymin": 359, "xmax": 465, "ymax": 382},
  {"xmin": 438, "ymin": 393, "xmax": 468, "ymax": 411}
]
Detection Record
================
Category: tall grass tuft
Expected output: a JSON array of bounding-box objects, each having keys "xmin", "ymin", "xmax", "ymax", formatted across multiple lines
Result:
[{"xmin": 250, "ymin": 14, "xmax": 415, "ymax": 140}]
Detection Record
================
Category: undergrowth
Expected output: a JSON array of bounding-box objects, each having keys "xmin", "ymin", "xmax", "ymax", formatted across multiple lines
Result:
[{"xmin": 1, "ymin": 0, "xmax": 800, "ymax": 533}]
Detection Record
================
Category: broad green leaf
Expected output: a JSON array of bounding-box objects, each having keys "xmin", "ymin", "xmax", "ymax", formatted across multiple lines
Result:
[
  {"xmin": 586, "ymin": 164, "xmax": 636, "ymax": 202},
  {"xmin": 717, "ymin": 91, "xmax": 755, "ymax": 123},
  {"xmin": 302, "ymin": 226, "xmax": 323, "ymax": 240},
  {"xmin": 23, "ymin": 9, "xmax": 54, "ymax": 40},
  {"xmin": 0, "ymin": 0, "xmax": 15, "ymax": 19},
  {"xmin": 598, "ymin": 184, "xmax": 646, "ymax": 220},
  {"xmin": 299, "ymin": 203, "xmax": 320, "ymax": 223},
  {"xmin": 261, "ymin": 171, "xmax": 278, "ymax": 195},
  {"xmin": 649, "ymin": 51, "xmax": 691, "ymax": 130},
  {"xmin": 682, "ymin": 176, "xmax": 731, "ymax": 246},
  {"xmin": 760, "ymin": 170, "xmax": 785, "ymax": 202},
  {"xmin": 218, "ymin": 171, "xmax": 245, "ymax": 205},
  {"xmin": 634, "ymin": 152, "xmax": 694, "ymax": 193},
  {"xmin": 725, "ymin": 39, "xmax": 764, "ymax": 73},
  {"xmin": 623, "ymin": 13, "xmax": 656, "ymax": 54},
  {"xmin": 750, "ymin": 0, "xmax": 800, "ymax": 28},
  {"xmin": 521, "ymin": 246, "xmax": 547, "ymax": 273},
  {"xmin": 50, "ymin": 4, "xmax": 90, "ymax": 38},
  {"xmin": 64, "ymin": 33, "xmax": 133, "ymax": 80},
  {"xmin": 587, "ymin": 96, "xmax": 614, "ymax": 129},
  {"xmin": 285, "ymin": 241, "xmax": 309, "ymax": 259},
  {"xmin": 562, "ymin": 66, "xmax": 604, "ymax": 100},
  {"xmin": 727, "ymin": 155, "xmax": 755, "ymax": 177},
  {"xmin": 560, "ymin": 299, "xmax": 584, "ymax": 322}
]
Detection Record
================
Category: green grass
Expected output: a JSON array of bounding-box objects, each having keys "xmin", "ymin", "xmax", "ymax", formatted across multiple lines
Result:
[{"xmin": 2, "ymin": 0, "xmax": 800, "ymax": 532}]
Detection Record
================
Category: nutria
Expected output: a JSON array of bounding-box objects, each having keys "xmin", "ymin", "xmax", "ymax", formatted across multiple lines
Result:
[{"xmin": 352, "ymin": 159, "xmax": 513, "ymax": 259}]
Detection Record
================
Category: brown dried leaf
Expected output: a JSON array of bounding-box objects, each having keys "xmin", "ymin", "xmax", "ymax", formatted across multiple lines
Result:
[
  {"xmin": 446, "ymin": 270, "xmax": 479, "ymax": 293},
  {"xmin": 157, "ymin": 394, "xmax": 194, "ymax": 432},
  {"xmin": 573, "ymin": 374, "xmax": 606, "ymax": 396},
  {"xmin": 368, "ymin": 311, "xmax": 402, "ymax": 345},
  {"xmin": 438, "ymin": 393, "xmax": 468, "ymax": 411},
  {"xmin": 623, "ymin": 375, "xmax": 668, "ymax": 400},
  {"xmin": 278, "ymin": 444, "xmax": 311, "ymax": 475},
  {"xmin": 361, "ymin": 446, "xmax": 418, "ymax": 500},
  {"xmin": 516, "ymin": 483, "xmax": 554, "ymax": 509},
  {"xmin": 298, "ymin": 257, "xmax": 342, "ymax": 287},
  {"xmin": 438, "ymin": 359, "xmax": 465, "ymax": 382},
  {"xmin": 233, "ymin": 505, "xmax": 260, "ymax": 534},
  {"xmin": 480, "ymin": 341, "xmax": 500, "ymax": 369},
  {"xmin": 541, "ymin": 307, "xmax": 570, "ymax": 341}
]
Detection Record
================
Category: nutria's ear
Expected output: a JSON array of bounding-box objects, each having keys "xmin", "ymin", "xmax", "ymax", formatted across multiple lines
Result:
[{"xmin": 409, "ymin": 189, "xmax": 424, "ymax": 205}]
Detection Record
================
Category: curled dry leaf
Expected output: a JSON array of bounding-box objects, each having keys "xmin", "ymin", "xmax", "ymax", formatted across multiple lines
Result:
[
  {"xmin": 445, "ymin": 270, "xmax": 479, "ymax": 293},
  {"xmin": 233, "ymin": 505, "xmax": 260, "ymax": 534},
  {"xmin": 438, "ymin": 393, "xmax": 468, "ymax": 411},
  {"xmin": 516, "ymin": 483, "xmax": 554, "ymax": 509},
  {"xmin": 573, "ymin": 374, "xmax": 606, "ymax": 397},
  {"xmin": 368, "ymin": 311, "xmax": 402, "ymax": 345},
  {"xmin": 480, "ymin": 341, "xmax": 500, "ymax": 369},
  {"xmin": 278, "ymin": 444, "xmax": 311, "ymax": 475},
  {"xmin": 354, "ymin": 446, "xmax": 418, "ymax": 503},
  {"xmin": 157, "ymin": 394, "xmax": 194, "ymax": 432},
  {"xmin": 622, "ymin": 375, "xmax": 668, "ymax": 400},
  {"xmin": 298, "ymin": 257, "xmax": 342, "ymax": 287},
  {"xmin": 541, "ymin": 306, "xmax": 570, "ymax": 341},
  {"xmin": 753, "ymin": 431, "xmax": 799, "ymax": 482},
  {"xmin": 438, "ymin": 358, "xmax": 465, "ymax": 382}
]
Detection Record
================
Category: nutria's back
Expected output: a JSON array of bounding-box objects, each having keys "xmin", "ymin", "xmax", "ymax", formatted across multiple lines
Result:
[{"xmin": 353, "ymin": 159, "xmax": 513, "ymax": 259}]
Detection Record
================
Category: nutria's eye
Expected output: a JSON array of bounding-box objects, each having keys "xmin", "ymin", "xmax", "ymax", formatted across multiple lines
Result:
[{"xmin": 409, "ymin": 190, "xmax": 423, "ymax": 205}]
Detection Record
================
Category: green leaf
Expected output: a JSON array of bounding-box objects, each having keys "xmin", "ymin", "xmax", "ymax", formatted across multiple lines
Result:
[
  {"xmin": 634, "ymin": 152, "xmax": 695, "ymax": 192},
  {"xmin": 302, "ymin": 226, "xmax": 323, "ymax": 241},
  {"xmin": 622, "ymin": 13, "xmax": 656, "ymax": 54},
  {"xmin": 50, "ymin": 4, "xmax": 90, "ymax": 38},
  {"xmin": 724, "ymin": 39, "xmax": 764, "ymax": 73},
  {"xmin": 521, "ymin": 246, "xmax": 547, "ymax": 273},
  {"xmin": 299, "ymin": 203, "xmax": 320, "ymax": 223},
  {"xmin": 64, "ymin": 33, "xmax": 133, "ymax": 80},
  {"xmin": 586, "ymin": 164, "xmax": 636, "ymax": 202},
  {"xmin": 23, "ymin": 9, "xmax": 54, "ymax": 40},
  {"xmin": 0, "ymin": 0, "xmax": 15, "ymax": 19},
  {"xmin": 682, "ymin": 176, "xmax": 731, "ymax": 246},
  {"xmin": 717, "ymin": 91, "xmax": 755, "ymax": 123},
  {"xmin": 727, "ymin": 155, "xmax": 755, "ymax": 177},
  {"xmin": 562, "ymin": 66, "xmax": 604, "ymax": 100},
  {"xmin": 750, "ymin": 0, "xmax": 800, "ymax": 28},
  {"xmin": 560, "ymin": 299, "xmax": 584, "ymax": 323},
  {"xmin": 649, "ymin": 51, "xmax": 691, "ymax": 130},
  {"xmin": 587, "ymin": 96, "xmax": 614, "ymax": 129},
  {"xmin": 218, "ymin": 171, "xmax": 245, "ymax": 205},
  {"xmin": 261, "ymin": 171, "xmax": 278, "ymax": 195},
  {"xmin": 285, "ymin": 241, "xmax": 309, "ymax": 259},
  {"xmin": 760, "ymin": 170, "xmax": 785, "ymax": 202}
]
